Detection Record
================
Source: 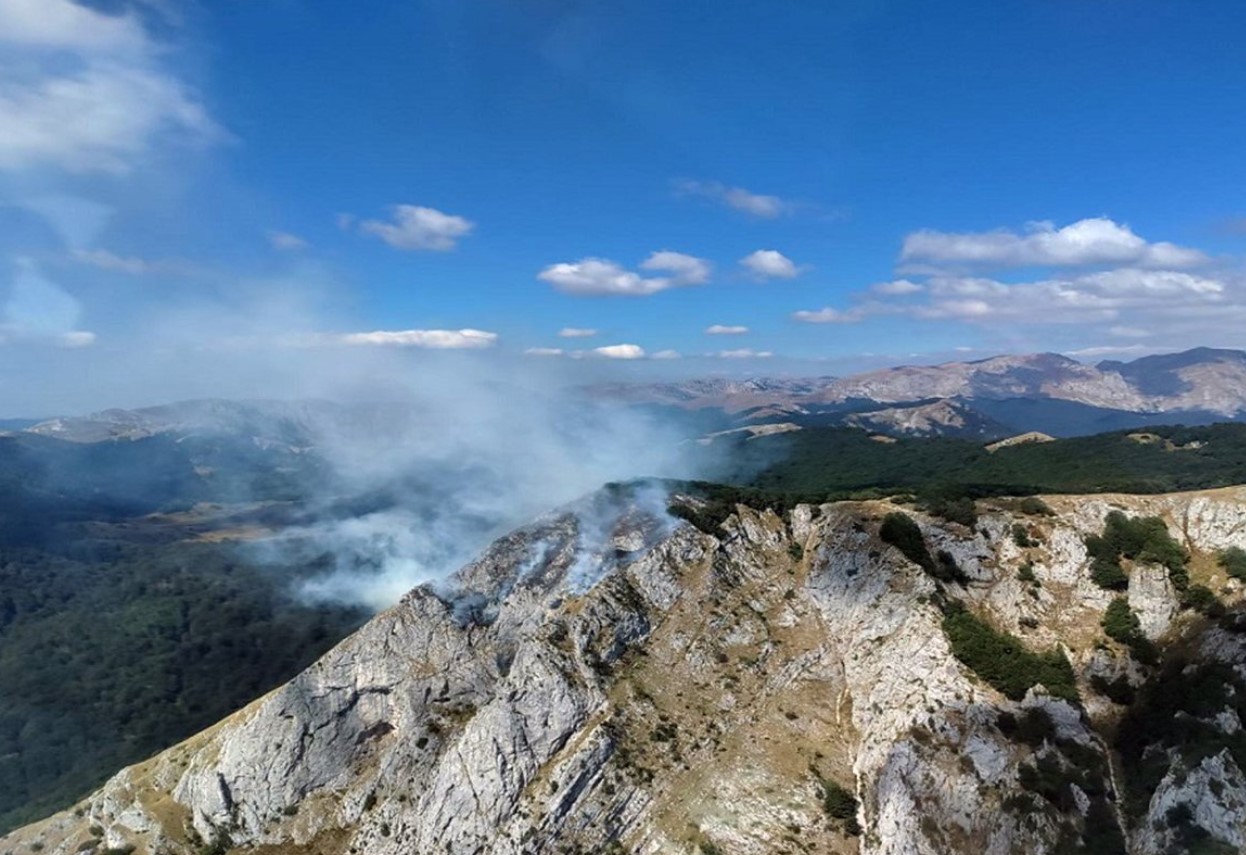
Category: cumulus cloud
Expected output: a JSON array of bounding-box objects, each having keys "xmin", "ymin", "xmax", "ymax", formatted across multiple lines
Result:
[
  {"xmin": 674, "ymin": 179, "xmax": 792, "ymax": 218},
  {"xmin": 792, "ymin": 306, "xmax": 864, "ymax": 324},
  {"xmin": 705, "ymin": 324, "xmax": 749, "ymax": 335},
  {"xmin": 557, "ymin": 327, "xmax": 597, "ymax": 338},
  {"xmin": 358, "ymin": 205, "xmax": 475, "ymax": 251},
  {"xmin": 268, "ymin": 231, "xmax": 308, "ymax": 251},
  {"xmin": 740, "ymin": 249, "xmax": 801, "ymax": 280},
  {"xmin": 0, "ymin": 0, "xmax": 221, "ymax": 174},
  {"xmin": 539, "ymin": 251, "xmax": 710, "ymax": 296},
  {"xmin": 338, "ymin": 328, "xmax": 498, "ymax": 349},
  {"xmin": 904, "ymin": 268, "xmax": 1233, "ymax": 327},
  {"xmin": 900, "ymin": 218, "xmax": 1207, "ymax": 271},
  {"xmin": 593, "ymin": 343, "xmax": 646, "ymax": 359}
]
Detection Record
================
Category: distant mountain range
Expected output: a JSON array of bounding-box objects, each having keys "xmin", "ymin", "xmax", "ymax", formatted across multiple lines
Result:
[
  {"xmin": 596, "ymin": 347, "xmax": 1246, "ymax": 439},
  {"xmin": 5, "ymin": 348, "xmax": 1246, "ymax": 450}
]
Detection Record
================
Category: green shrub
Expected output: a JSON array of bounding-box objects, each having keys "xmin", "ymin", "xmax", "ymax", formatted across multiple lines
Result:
[
  {"xmin": 1218, "ymin": 547, "xmax": 1246, "ymax": 581},
  {"xmin": 1017, "ymin": 561, "xmax": 1037, "ymax": 584},
  {"xmin": 880, "ymin": 512, "xmax": 939, "ymax": 577},
  {"xmin": 934, "ymin": 549, "xmax": 969, "ymax": 583},
  {"xmin": 924, "ymin": 494, "xmax": 978, "ymax": 527},
  {"xmin": 1018, "ymin": 497, "xmax": 1054, "ymax": 517},
  {"xmin": 996, "ymin": 707, "xmax": 1056, "ymax": 747},
  {"xmin": 1090, "ymin": 558, "xmax": 1129, "ymax": 590},
  {"xmin": 1090, "ymin": 674, "xmax": 1136, "ymax": 706},
  {"xmin": 1011, "ymin": 524, "xmax": 1034, "ymax": 548},
  {"xmin": 1103, "ymin": 597, "xmax": 1141, "ymax": 642},
  {"xmin": 1102, "ymin": 598, "xmax": 1159, "ymax": 665},
  {"xmin": 820, "ymin": 779, "xmax": 861, "ymax": 836},
  {"xmin": 1087, "ymin": 512, "xmax": 1188, "ymax": 591},
  {"xmin": 942, "ymin": 603, "xmax": 1078, "ymax": 702},
  {"xmin": 1181, "ymin": 584, "xmax": 1224, "ymax": 617}
]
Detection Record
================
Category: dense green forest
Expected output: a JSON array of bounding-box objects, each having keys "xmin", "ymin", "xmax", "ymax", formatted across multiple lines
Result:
[
  {"xmin": 734, "ymin": 423, "xmax": 1246, "ymax": 498},
  {"xmin": 0, "ymin": 531, "xmax": 366, "ymax": 833}
]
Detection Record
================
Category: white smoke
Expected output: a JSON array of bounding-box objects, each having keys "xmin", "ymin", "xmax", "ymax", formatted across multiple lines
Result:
[{"xmin": 237, "ymin": 361, "xmax": 718, "ymax": 610}]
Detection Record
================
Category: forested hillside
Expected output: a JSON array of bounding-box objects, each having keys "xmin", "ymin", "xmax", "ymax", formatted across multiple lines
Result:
[
  {"xmin": 737, "ymin": 423, "xmax": 1246, "ymax": 498},
  {"xmin": 0, "ymin": 530, "xmax": 366, "ymax": 833}
]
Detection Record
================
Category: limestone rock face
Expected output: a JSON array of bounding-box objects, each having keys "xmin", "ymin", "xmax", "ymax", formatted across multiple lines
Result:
[{"xmin": 7, "ymin": 486, "xmax": 1246, "ymax": 855}]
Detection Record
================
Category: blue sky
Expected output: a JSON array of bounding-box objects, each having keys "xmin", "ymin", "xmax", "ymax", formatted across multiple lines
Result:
[{"xmin": 2, "ymin": 0, "xmax": 1246, "ymax": 410}]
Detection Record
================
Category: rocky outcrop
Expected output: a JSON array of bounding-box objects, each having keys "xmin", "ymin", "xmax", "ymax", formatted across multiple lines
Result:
[{"xmin": 6, "ymin": 486, "xmax": 1246, "ymax": 855}]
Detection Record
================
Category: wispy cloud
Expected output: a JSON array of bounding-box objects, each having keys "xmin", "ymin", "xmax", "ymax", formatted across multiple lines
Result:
[
  {"xmin": 0, "ymin": 0, "xmax": 222, "ymax": 174},
  {"xmin": 871, "ymin": 279, "xmax": 924, "ymax": 295},
  {"xmin": 524, "ymin": 346, "xmax": 564, "ymax": 356},
  {"xmin": 792, "ymin": 306, "xmax": 865, "ymax": 324},
  {"xmin": 674, "ymin": 179, "xmax": 793, "ymax": 219},
  {"xmin": 267, "ymin": 230, "xmax": 308, "ymax": 251},
  {"xmin": 539, "ymin": 251, "xmax": 710, "ymax": 296},
  {"xmin": 557, "ymin": 327, "xmax": 598, "ymax": 338},
  {"xmin": 357, "ymin": 205, "xmax": 474, "ymax": 251},
  {"xmin": 714, "ymin": 348, "xmax": 772, "ymax": 358},
  {"xmin": 337, "ymin": 328, "xmax": 498, "ymax": 349},
  {"xmin": 2, "ymin": 257, "xmax": 94, "ymax": 345},
  {"xmin": 72, "ymin": 248, "xmax": 192, "ymax": 276},
  {"xmin": 705, "ymin": 324, "xmax": 748, "ymax": 335}
]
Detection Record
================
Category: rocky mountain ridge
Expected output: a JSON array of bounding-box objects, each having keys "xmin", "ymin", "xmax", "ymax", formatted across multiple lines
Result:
[
  {"xmin": 603, "ymin": 347, "xmax": 1246, "ymax": 421},
  {"xmin": 6, "ymin": 483, "xmax": 1246, "ymax": 854}
]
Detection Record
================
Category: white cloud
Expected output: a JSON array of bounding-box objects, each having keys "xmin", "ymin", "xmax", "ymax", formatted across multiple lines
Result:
[
  {"xmin": 640, "ymin": 250, "xmax": 711, "ymax": 285},
  {"xmin": 651, "ymin": 349, "xmax": 681, "ymax": 359},
  {"xmin": 593, "ymin": 343, "xmax": 646, "ymax": 359},
  {"xmin": 358, "ymin": 205, "xmax": 474, "ymax": 251},
  {"xmin": 1063, "ymin": 344, "xmax": 1150, "ymax": 358},
  {"xmin": 557, "ymin": 327, "xmax": 597, "ymax": 338},
  {"xmin": 74, "ymin": 248, "xmax": 150, "ymax": 274},
  {"xmin": 72, "ymin": 248, "xmax": 194, "ymax": 276},
  {"xmin": 0, "ymin": 0, "xmax": 146, "ymax": 53},
  {"xmin": 539, "ymin": 251, "xmax": 710, "ymax": 296},
  {"xmin": 871, "ymin": 279, "xmax": 923, "ymax": 295},
  {"xmin": 674, "ymin": 179, "xmax": 792, "ymax": 218},
  {"xmin": 57, "ymin": 329, "xmax": 95, "ymax": 347},
  {"xmin": 792, "ymin": 306, "xmax": 863, "ymax": 324},
  {"xmin": 524, "ymin": 346, "xmax": 563, "ymax": 356},
  {"xmin": 715, "ymin": 348, "xmax": 773, "ymax": 359},
  {"xmin": 338, "ymin": 328, "xmax": 498, "ymax": 349},
  {"xmin": 0, "ymin": 0, "xmax": 221, "ymax": 174},
  {"xmin": 740, "ymin": 249, "xmax": 801, "ymax": 280},
  {"xmin": 705, "ymin": 324, "xmax": 749, "ymax": 335},
  {"xmin": 900, "ymin": 218, "xmax": 1208, "ymax": 270},
  {"xmin": 268, "ymin": 231, "xmax": 308, "ymax": 251}
]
